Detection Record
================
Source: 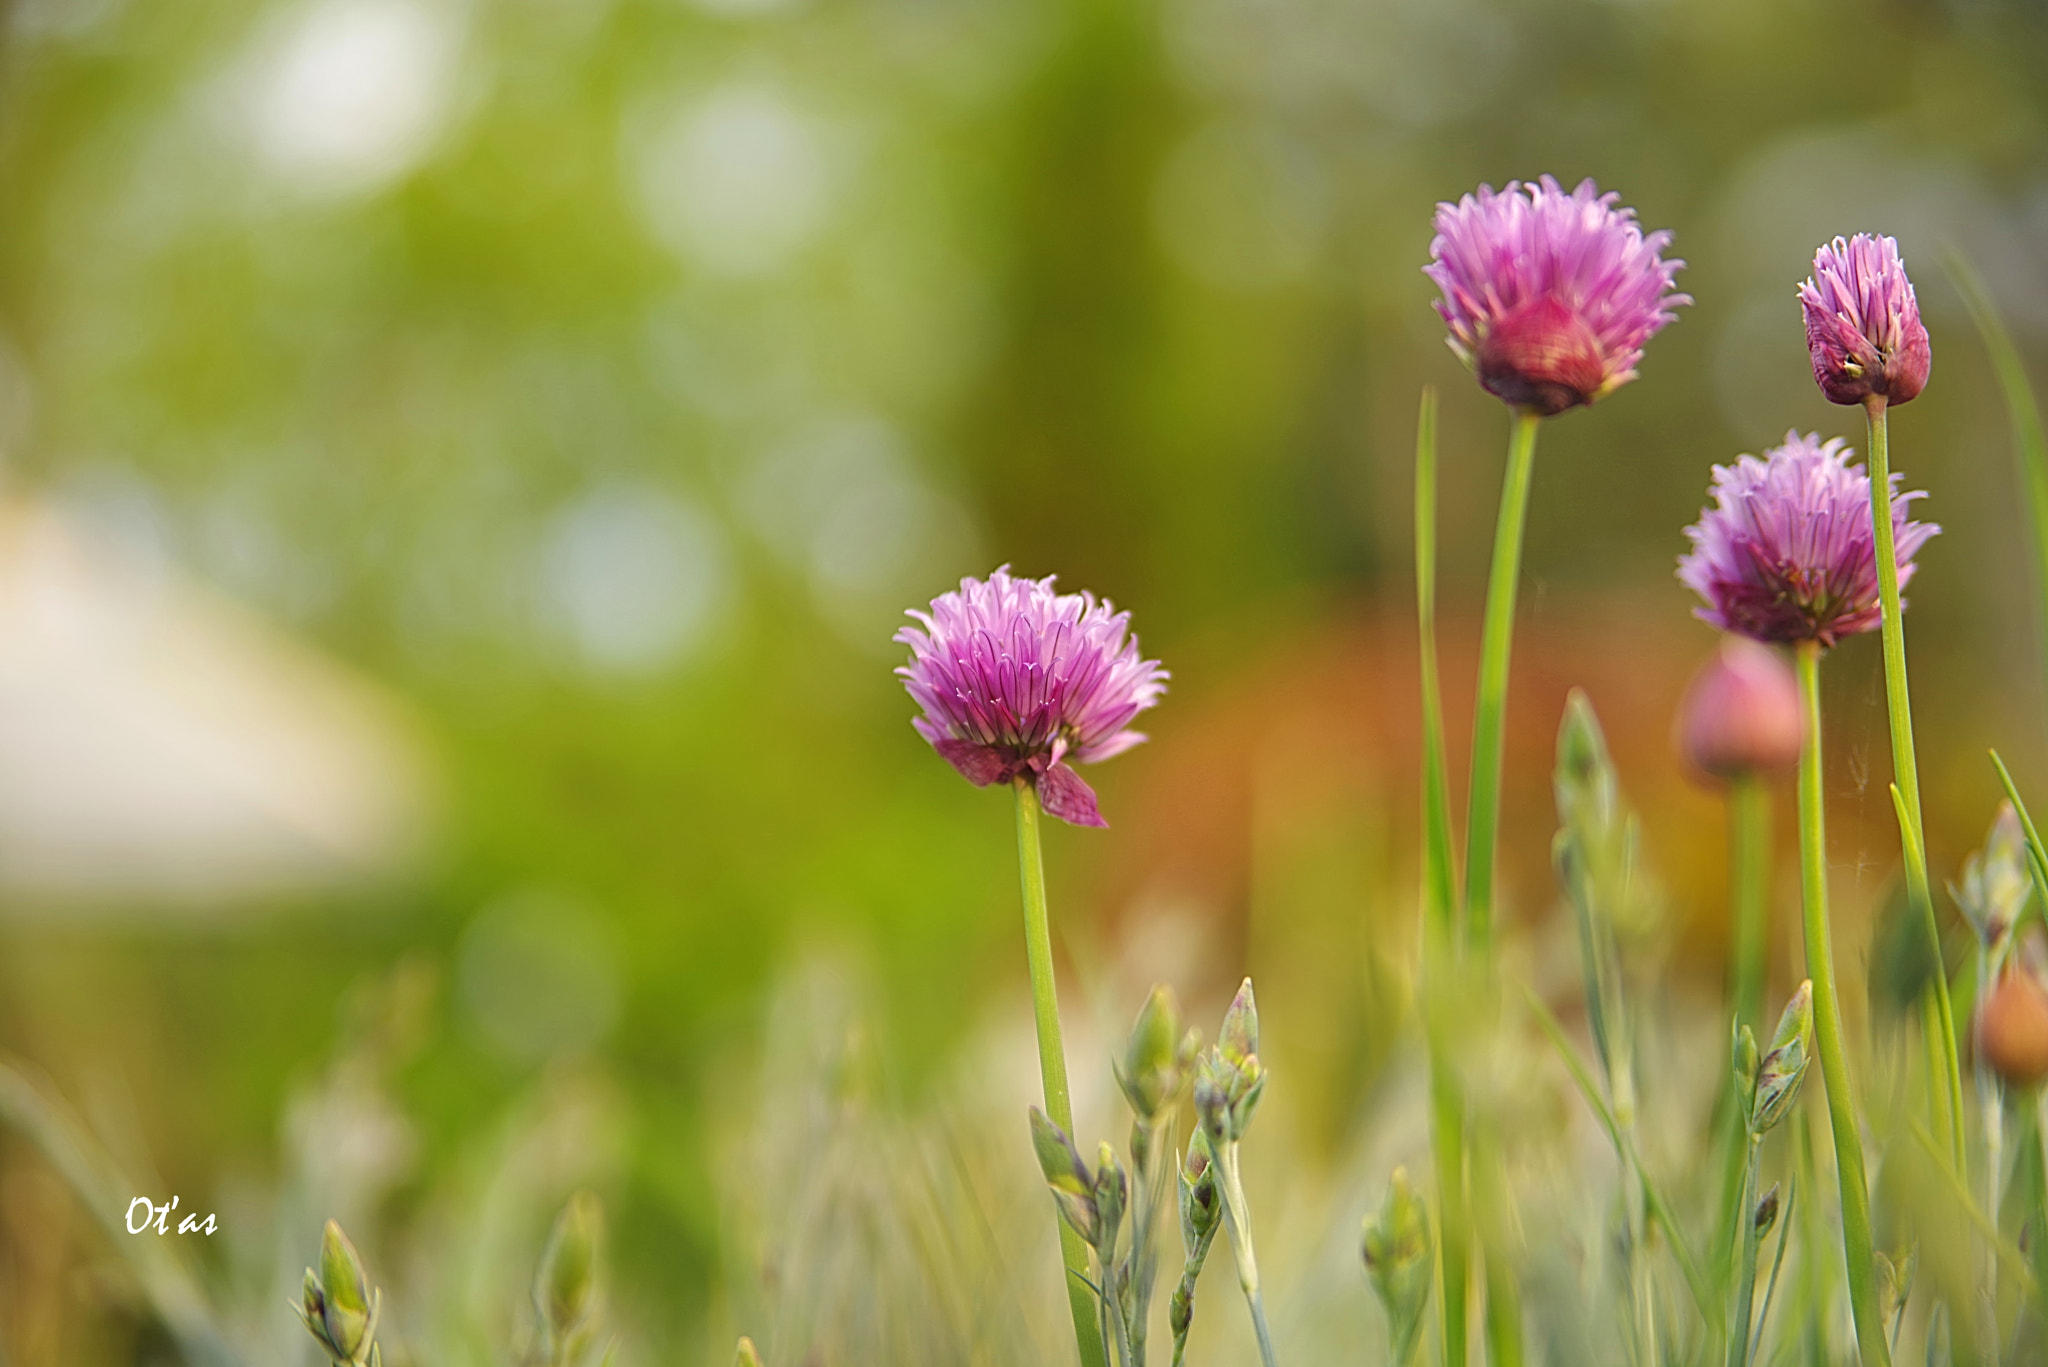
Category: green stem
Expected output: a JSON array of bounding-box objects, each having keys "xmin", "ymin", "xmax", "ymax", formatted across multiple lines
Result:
[
  {"xmin": 1129, "ymin": 1119, "xmax": 1172, "ymax": 1366},
  {"xmin": 1792, "ymin": 642, "xmax": 1891, "ymax": 1367},
  {"xmin": 1416, "ymin": 386, "xmax": 1470, "ymax": 1367},
  {"xmin": 1730, "ymin": 779, "xmax": 1770, "ymax": 1034},
  {"xmin": 1214, "ymin": 1142, "xmax": 1280, "ymax": 1367},
  {"xmin": 1428, "ymin": 1048, "xmax": 1470, "ymax": 1367},
  {"xmin": 1864, "ymin": 396, "xmax": 1966, "ymax": 1166},
  {"xmin": 1014, "ymin": 781, "xmax": 1108, "ymax": 1367},
  {"xmin": 1726, "ymin": 1134, "xmax": 1761, "ymax": 1367},
  {"xmin": 1462, "ymin": 408, "xmax": 1542, "ymax": 952}
]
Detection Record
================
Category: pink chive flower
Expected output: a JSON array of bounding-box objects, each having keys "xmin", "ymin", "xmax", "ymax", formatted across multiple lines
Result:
[
  {"xmin": 895, "ymin": 567, "xmax": 1167, "ymax": 828},
  {"xmin": 1799, "ymin": 234, "xmax": 1931, "ymax": 408},
  {"xmin": 1425, "ymin": 175, "xmax": 1688, "ymax": 416},
  {"xmin": 1678, "ymin": 432, "xmax": 1938, "ymax": 649}
]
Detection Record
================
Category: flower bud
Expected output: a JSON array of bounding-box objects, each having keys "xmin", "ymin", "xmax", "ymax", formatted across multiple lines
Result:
[
  {"xmin": 1956, "ymin": 803, "xmax": 2032, "ymax": 949},
  {"xmin": 1751, "ymin": 982, "xmax": 1813, "ymax": 1133},
  {"xmin": 1094, "ymin": 1142, "xmax": 1130, "ymax": 1255},
  {"xmin": 1800, "ymin": 235, "xmax": 1930, "ymax": 409},
  {"xmin": 1676, "ymin": 638, "xmax": 1803, "ymax": 783},
  {"xmin": 1732, "ymin": 1024, "xmax": 1760, "ymax": 1102},
  {"xmin": 1977, "ymin": 968, "xmax": 2048, "ymax": 1088},
  {"xmin": 1754, "ymin": 1182, "xmax": 1780, "ymax": 1239},
  {"xmin": 295, "ymin": 1220, "xmax": 380, "ymax": 1367},
  {"xmin": 1193, "ymin": 1048, "xmax": 1266, "ymax": 1147},
  {"xmin": 1179, "ymin": 1127, "xmax": 1220, "ymax": 1252},
  {"xmin": 1361, "ymin": 1166, "xmax": 1433, "ymax": 1365},
  {"xmin": 1115, "ymin": 985, "xmax": 1200, "ymax": 1123},
  {"xmin": 735, "ymin": 1337, "xmax": 765, "ymax": 1367},
  {"xmin": 1218, "ymin": 979, "xmax": 1259, "ymax": 1065},
  {"xmin": 534, "ymin": 1191, "xmax": 604, "ymax": 1360},
  {"xmin": 1029, "ymin": 1107, "xmax": 1101, "ymax": 1245}
]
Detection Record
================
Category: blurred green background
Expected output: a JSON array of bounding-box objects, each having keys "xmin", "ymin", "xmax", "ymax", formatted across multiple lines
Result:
[{"xmin": 3, "ymin": 0, "xmax": 2048, "ymax": 1359}]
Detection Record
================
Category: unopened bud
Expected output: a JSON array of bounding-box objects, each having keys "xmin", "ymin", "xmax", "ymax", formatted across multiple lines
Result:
[
  {"xmin": 1029, "ymin": 1107, "xmax": 1100, "ymax": 1245},
  {"xmin": 1193, "ymin": 1047, "xmax": 1266, "ymax": 1147},
  {"xmin": 1179, "ymin": 1128, "xmax": 1220, "ymax": 1251},
  {"xmin": 735, "ymin": 1337, "xmax": 765, "ymax": 1367},
  {"xmin": 1218, "ymin": 979, "xmax": 1259, "ymax": 1064},
  {"xmin": 1115, "ymin": 985, "xmax": 1200, "ymax": 1123},
  {"xmin": 1752, "ymin": 982, "xmax": 1813, "ymax": 1133},
  {"xmin": 294, "ymin": 1220, "xmax": 380, "ymax": 1367},
  {"xmin": 1754, "ymin": 1183, "xmax": 1780, "ymax": 1238},
  {"xmin": 1732, "ymin": 1024, "xmax": 1760, "ymax": 1101},
  {"xmin": 1361, "ymin": 1167, "xmax": 1433, "ymax": 1365},
  {"xmin": 1956, "ymin": 804, "xmax": 2032, "ymax": 949},
  {"xmin": 534, "ymin": 1191, "xmax": 604, "ymax": 1360},
  {"xmin": 1093, "ymin": 1142, "xmax": 1129, "ymax": 1256},
  {"xmin": 1676, "ymin": 638, "xmax": 1803, "ymax": 783},
  {"xmin": 1977, "ymin": 968, "xmax": 2048, "ymax": 1088}
]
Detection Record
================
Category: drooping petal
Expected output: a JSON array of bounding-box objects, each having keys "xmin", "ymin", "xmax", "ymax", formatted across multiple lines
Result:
[
  {"xmin": 1037, "ymin": 761, "xmax": 1108, "ymax": 829},
  {"xmin": 933, "ymin": 738, "xmax": 1011, "ymax": 787}
]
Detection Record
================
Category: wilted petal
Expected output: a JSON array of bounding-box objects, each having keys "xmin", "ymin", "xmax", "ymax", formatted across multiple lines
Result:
[
  {"xmin": 933, "ymin": 738, "xmax": 1010, "ymax": 786},
  {"xmin": 1037, "ymin": 762, "xmax": 1107, "ymax": 828}
]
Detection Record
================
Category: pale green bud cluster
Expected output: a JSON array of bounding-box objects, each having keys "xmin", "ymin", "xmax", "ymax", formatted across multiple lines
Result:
[
  {"xmin": 1360, "ymin": 1167, "xmax": 1432, "ymax": 1366},
  {"xmin": 1192, "ymin": 980, "xmax": 1266, "ymax": 1147},
  {"xmin": 533, "ymin": 1191, "xmax": 607, "ymax": 1367},
  {"xmin": 1115, "ymin": 985, "xmax": 1202, "ymax": 1128},
  {"xmin": 1957, "ymin": 802, "xmax": 2032, "ymax": 949},
  {"xmin": 293, "ymin": 1221, "xmax": 382, "ymax": 1367},
  {"xmin": 1738, "ymin": 982, "xmax": 1813, "ymax": 1136}
]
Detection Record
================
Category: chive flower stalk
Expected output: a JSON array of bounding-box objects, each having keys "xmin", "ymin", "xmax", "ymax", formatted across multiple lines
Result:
[
  {"xmin": 1681, "ymin": 433, "xmax": 1938, "ymax": 1367},
  {"xmin": 897, "ymin": 567, "xmax": 1166, "ymax": 1367},
  {"xmin": 1425, "ymin": 177, "xmax": 1685, "ymax": 949},
  {"xmin": 1802, "ymin": 234, "xmax": 1962, "ymax": 1168}
]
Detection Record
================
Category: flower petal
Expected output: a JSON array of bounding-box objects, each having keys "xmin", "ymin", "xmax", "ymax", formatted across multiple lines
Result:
[
  {"xmin": 933, "ymin": 738, "xmax": 1009, "ymax": 787},
  {"xmin": 1037, "ymin": 762, "xmax": 1108, "ymax": 828}
]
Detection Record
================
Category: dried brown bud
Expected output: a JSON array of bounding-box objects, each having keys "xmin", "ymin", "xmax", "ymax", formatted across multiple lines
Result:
[{"xmin": 1978, "ymin": 968, "xmax": 2048, "ymax": 1088}]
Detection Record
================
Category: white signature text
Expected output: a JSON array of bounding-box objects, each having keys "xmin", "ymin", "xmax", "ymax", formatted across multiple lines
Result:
[{"xmin": 126, "ymin": 1196, "xmax": 217, "ymax": 1235}]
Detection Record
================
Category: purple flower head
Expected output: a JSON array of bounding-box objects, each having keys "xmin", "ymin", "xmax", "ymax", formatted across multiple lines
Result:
[
  {"xmin": 895, "ymin": 567, "xmax": 1167, "ymax": 828},
  {"xmin": 1799, "ymin": 234, "xmax": 1931, "ymax": 408},
  {"xmin": 1425, "ymin": 176, "xmax": 1688, "ymax": 416},
  {"xmin": 1678, "ymin": 431, "xmax": 1938, "ymax": 649}
]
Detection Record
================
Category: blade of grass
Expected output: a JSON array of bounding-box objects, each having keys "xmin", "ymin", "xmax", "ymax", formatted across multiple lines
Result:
[
  {"xmin": 1948, "ymin": 250, "xmax": 2048, "ymax": 684},
  {"xmin": 1415, "ymin": 385, "xmax": 1470, "ymax": 1367},
  {"xmin": 1749, "ymin": 1173, "xmax": 1796, "ymax": 1363},
  {"xmin": 1526, "ymin": 990, "xmax": 1715, "ymax": 1324},
  {"xmin": 1991, "ymin": 750, "xmax": 2048, "ymax": 922},
  {"xmin": 1907, "ymin": 1120, "xmax": 2035, "ymax": 1288}
]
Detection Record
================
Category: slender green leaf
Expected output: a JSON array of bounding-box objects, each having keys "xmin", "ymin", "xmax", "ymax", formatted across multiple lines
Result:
[{"xmin": 1948, "ymin": 250, "xmax": 2048, "ymax": 680}]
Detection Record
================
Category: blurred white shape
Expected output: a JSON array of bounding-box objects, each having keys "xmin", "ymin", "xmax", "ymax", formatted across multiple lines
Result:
[
  {"xmin": 686, "ymin": 0, "xmax": 808, "ymax": 20},
  {"xmin": 0, "ymin": 500, "xmax": 433, "ymax": 913},
  {"xmin": 535, "ymin": 480, "xmax": 727, "ymax": 675},
  {"xmin": 630, "ymin": 80, "xmax": 836, "ymax": 277},
  {"xmin": 1154, "ymin": 121, "xmax": 1329, "ymax": 291},
  {"xmin": 739, "ymin": 412, "xmax": 973, "ymax": 620},
  {"xmin": 456, "ymin": 887, "xmax": 622, "ymax": 1063},
  {"xmin": 9, "ymin": 0, "xmax": 124, "ymax": 41},
  {"xmin": 240, "ymin": 0, "xmax": 462, "ymax": 195}
]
